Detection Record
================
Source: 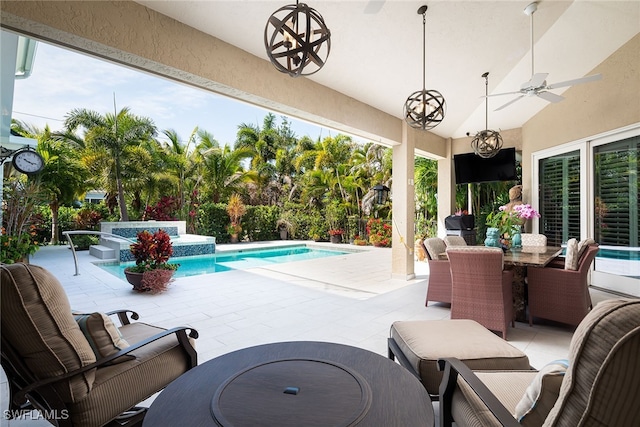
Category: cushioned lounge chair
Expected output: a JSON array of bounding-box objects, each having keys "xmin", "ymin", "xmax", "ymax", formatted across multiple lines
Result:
[
  {"xmin": 1, "ymin": 263, "xmax": 198, "ymax": 427},
  {"xmin": 438, "ymin": 298, "xmax": 640, "ymax": 427}
]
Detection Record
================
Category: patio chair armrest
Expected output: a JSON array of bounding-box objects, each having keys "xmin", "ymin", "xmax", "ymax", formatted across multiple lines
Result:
[
  {"xmin": 16, "ymin": 326, "xmax": 198, "ymax": 403},
  {"xmin": 437, "ymin": 357, "xmax": 520, "ymax": 427},
  {"xmin": 105, "ymin": 309, "xmax": 140, "ymax": 325}
]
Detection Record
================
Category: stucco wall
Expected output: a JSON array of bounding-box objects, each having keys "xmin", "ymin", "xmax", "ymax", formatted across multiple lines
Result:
[{"xmin": 521, "ymin": 33, "xmax": 640, "ymax": 201}]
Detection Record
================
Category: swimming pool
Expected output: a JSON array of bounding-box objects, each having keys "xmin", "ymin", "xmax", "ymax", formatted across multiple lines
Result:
[{"xmin": 97, "ymin": 245, "xmax": 353, "ymax": 279}]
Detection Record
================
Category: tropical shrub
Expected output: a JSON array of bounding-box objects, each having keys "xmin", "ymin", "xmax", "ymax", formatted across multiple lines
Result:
[
  {"xmin": 366, "ymin": 218, "xmax": 392, "ymax": 247},
  {"xmin": 144, "ymin": 196, "xmax": 179, "ymax": 221},
  {"xmin": 1, "ymin": 225, "xmax": 40, "ymax": 263}
]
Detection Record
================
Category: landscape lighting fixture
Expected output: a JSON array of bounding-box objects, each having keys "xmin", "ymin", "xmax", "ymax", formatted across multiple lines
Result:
[
  {"xmin": 264, "ymin": 1, "xmax": 331, "ymax": 77},
  {"xmin": 403, "ymin": 5, "xmax": 446, "ymax": 130},
  {"xmin": 372, "ymin": 184, "xmax": 390, "ymax": 205},
  {"xmin": 470, "ymin": 72, "xmax": 503, "ymax": 158}
]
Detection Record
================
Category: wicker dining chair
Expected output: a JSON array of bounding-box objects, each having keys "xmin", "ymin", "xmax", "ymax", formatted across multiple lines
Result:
[
  {"xmin": 527, "ymin": 244, "xmax": 599, "ymax": 326},
  {"xmin": 446, "ymin": 247, "xmax": 514, "ymax": 339},
  {"xmin": 423, "ymin": 237, "xmax": 452, "ymax": 306}
]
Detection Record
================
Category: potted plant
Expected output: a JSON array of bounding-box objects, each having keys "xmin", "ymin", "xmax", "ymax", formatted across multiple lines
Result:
[
  {"xmin": 276, "ymin": 217, "xmax": 294, "ymax": 240},
  {"xmin": 328, "ymin": 228, "xmax": 344, "ymax": 244},
  {"xmin": 353, "ymin": 235, "xmax": 368, "ymax": 246},
  {"xmin": 226, "ymin": 194, "xmax": 246, "ymax": 243},
  {"xmin": 124, "ymin": 229, "xmax": 178, "ymax": 293},
  {"xmin": 485, "ymin": 204, "xmax": 540, "ymax": 249}
]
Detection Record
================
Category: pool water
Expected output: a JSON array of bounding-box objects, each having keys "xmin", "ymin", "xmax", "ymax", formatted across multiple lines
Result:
[{"xmin": 98, "ymin": 245, "xmax": 352, "ymax": 279}]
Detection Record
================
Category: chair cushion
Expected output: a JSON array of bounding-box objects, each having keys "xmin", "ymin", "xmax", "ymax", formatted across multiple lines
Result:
[
  {"xmin": 0, "ymin": 263, "xmax": 96, "ymax": 402},
  {"xmin": 390, "ymin": 319, "xmax": 530, "ymax": 395},
  {"xmin": 546, "ymin": 299, "xmax": 640, "ymax": 426},
  {"xmin": 452, "ymin": 371, "xmax": 537, "ymax": 427},
  {"xmin": 444, "ymin": 235, "xmax": 467, "ymax": 247},
  {"xmin": 564, "ymin": 238, "xmax": 579, "ymax": 270},
  {"xmin": 74, "ymin": 312, "xmax": 133, "ymax": 364},
  {"xmin": 520, "ymin": 233, "xmax": 547, "ymax": 247},
  {"xmin": 67, "ymin": 322, "xmax": 193, "ymax": 427},
  {"xmin": 515, "ymin": 359, "xmax": 568, "ymax": 426},
  {"xmin": 577, "ymin": 238, "xmax": 596, "ymax": 260},
  {"xmin": 423, "ymin": 238, "xmax": 446, "ymax": 260}
]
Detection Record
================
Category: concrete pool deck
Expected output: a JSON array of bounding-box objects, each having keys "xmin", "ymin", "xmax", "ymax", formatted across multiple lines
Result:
[{"xmin": 1, "ymin": 241, "xmax": 620, "ymax": 425}]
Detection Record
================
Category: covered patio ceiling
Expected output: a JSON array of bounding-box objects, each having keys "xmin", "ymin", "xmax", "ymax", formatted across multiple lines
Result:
[{"xmin": 136, "ymin": 0, "xmax": 639, "ymax": 140}]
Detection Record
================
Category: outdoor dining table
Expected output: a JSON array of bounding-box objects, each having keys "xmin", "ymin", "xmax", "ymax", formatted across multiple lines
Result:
[
  {"xmin": 502, "ymin": 246, "xmax": 563, "ymax": 321},
  {"xmin": 441, "ymin": 246, "xmax": 563, "ymax": 322}
]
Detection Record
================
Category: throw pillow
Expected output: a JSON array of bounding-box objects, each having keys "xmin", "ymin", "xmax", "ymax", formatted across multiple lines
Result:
[
  {"xmin": 74, "ymin": 312, "xmax": 134, "ymax": 364},
  {"xmin": 577, "ymin": 238, "xmax": 596, "ymax": 261},
  {"xmin": 564, "ymin": 238, "xmax": 579, "ymax": 270},
  {"xmin": 515, "ymin": 359, "xmax": 569, "ymax": 426}
]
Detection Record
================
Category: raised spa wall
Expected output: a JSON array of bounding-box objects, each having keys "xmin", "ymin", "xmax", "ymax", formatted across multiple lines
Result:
[{"xmin": 98, "ymin": 221, "xmax": 216, "ymax": 261}]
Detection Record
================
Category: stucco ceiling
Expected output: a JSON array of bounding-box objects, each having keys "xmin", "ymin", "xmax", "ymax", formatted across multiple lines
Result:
[{"xmin": 136, "ymin": 0, "xmax": 639, "ymax": 139}]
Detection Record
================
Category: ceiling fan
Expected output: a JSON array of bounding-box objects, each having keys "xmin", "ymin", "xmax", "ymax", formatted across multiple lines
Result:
[{"xmin": 489, "ymin": 2, "xmax": 602, "ymax": 111}]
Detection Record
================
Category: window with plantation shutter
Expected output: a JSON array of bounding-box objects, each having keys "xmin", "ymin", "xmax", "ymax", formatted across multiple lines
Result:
[
  {"xmin": 594, "ymin": 136, "xmax": 639, "ymax": 247},
  {"xmin": 538, "ymin": 151, "xmax": 581, "ymax": 247}
]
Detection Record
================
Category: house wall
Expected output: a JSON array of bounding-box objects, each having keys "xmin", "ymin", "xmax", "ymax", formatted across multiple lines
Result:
[{"xmin": 521, "ymin": 33, "xmax": 640, "ymax": 203}]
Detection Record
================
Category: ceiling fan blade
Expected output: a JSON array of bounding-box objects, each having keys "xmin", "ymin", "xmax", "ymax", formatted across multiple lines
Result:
[
  {"xmin": 545, "ymin": 73, "xmax": 602, "ymax": 90},
  {"xmin": 537, "ymin": 91, "xmax": 564, "ymax": 103},
  {"xmin": 522, "ymin": 73, "xmax": 548, "ymax": 90},
  {"xmin": 363, "ymin": 0, "xmax": 385, "ymax": 14},
  {"xmin": 483, "ymin": 90, "xmax": 522, "ymax": 98},
  {"xmin": 495, "ymin": 95, "xmax": 525, "ymax": 111}
]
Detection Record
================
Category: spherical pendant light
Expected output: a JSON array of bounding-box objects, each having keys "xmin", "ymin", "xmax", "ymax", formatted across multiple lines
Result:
[
  {"xmin": 264, "ymin": 1, "xmax": 331, "ymax": 77},
  {"xmin": 471, "ymin": 72, "xmax": 503, "ymax": 158},
  {"xmin": 403, "ymin": 5, "xmax": 446, "ymax": 131}
]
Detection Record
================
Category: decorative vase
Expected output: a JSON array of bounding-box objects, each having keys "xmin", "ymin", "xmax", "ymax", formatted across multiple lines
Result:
[
  {"xmin": 230, "ymin": 234, "xmax": 239, "ymax": 243},
  {"xmin": 124, "ymin": 269, "xmax": 145, "ymax": 291},
  {"xmin": 330, "ymin": 234, "xmax": 343, "ymax": 244},
  {"xmin": 511, "ymin": 232, "xmax": 522, "ymax": 249},
  {"xmin": 484, "ymin": 227, "xmax": 500, "ymax": 247}
]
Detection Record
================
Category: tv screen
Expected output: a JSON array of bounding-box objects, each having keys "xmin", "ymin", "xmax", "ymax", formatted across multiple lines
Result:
[{"xmin": 454, "ymin": 148, "xmax": 517, "ymax": 184}]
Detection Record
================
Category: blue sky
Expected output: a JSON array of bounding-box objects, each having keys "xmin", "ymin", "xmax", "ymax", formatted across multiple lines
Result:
[{"xmin": 12, "ymin": 39, "xmax": 336, "ymax": 147}]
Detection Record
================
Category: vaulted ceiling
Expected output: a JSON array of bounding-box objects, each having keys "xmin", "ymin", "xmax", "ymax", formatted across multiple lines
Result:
[{"xmin": 135, "ymin": 1, "xmax": 639, "ymax": 139}]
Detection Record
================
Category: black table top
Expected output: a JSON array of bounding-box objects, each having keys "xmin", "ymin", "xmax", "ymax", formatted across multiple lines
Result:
[{"xmin": 143, "ymin": 341, "xmax": 434, "ymax": 427}]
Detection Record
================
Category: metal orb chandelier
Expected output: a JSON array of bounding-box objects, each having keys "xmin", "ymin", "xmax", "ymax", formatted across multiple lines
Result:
[
  {"xmin": 404, "ymin": 5, "xmax": 446, "ymax": 131},
  {"xmin": 471, "ymin": 72, "xmax": 503, "ymax": 158},
  {"xmin": 264, "ymin": 1, "xmax": 331, "ymax": 77}
]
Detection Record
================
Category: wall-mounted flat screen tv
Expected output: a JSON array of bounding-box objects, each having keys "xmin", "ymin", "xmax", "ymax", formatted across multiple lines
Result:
[{"xmin": 454, "ymin": 148, "xmax": 517, "ymax": 184}]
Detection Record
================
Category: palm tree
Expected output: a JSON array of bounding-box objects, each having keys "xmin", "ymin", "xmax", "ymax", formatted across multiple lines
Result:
[
  {"xmin": 12, "ymin": 121, "xmax": 89, "ymax": 244},
  {"xmin": 64, "ymin": 107, "xmax": 157, "ymax": 221},
  {"xmin": 200, "ymin": 144, "xmax": 253, "ymax": 203}
]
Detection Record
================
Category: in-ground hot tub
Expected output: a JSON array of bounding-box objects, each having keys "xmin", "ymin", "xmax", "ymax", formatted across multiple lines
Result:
[{"xmin": 94, "ymin": 221, "xmax": 215, "ymax": 261}]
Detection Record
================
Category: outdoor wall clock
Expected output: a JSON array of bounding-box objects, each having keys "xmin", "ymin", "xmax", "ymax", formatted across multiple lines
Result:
[{"xmin": 12, "ymin": 148, "xmax": 44, "ymax": 174}]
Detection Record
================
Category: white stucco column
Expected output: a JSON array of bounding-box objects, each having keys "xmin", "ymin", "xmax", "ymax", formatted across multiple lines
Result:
[
  {"xmin": 391, "ymin": 122, "xmax": 416, "ymax": 280},
  {"xmin": 437, "ymin": 138, "xmax": 455, "ymax": 238}
]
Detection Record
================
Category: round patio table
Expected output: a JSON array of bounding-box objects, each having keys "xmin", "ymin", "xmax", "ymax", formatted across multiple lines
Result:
[{"xmin": 143, "ymin": 341, "xmax": 434, "ymax": 426}]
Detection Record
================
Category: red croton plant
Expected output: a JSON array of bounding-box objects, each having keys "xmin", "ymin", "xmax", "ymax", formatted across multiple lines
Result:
[
  {"xmin": 127, "ymin": 229, "xmax": 179, "ymax": 293},
  {"xmin": 129, "ymin": 229, "xmax": 178, "ymax": 272}
]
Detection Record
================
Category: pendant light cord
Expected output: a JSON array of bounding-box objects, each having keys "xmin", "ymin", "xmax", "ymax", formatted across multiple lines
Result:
[
  {"xmin": 422, "ymin": 11, "xmax": 426, "ymax": 92},
  {"xmin": 484, "ymin": 74, "xmax": 489, "ymax": 130}
]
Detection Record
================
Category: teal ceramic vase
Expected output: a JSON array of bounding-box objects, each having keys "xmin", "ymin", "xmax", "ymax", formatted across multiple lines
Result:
[
  {"xmin": 484, "ymin": 227, "xmax": 500, "ymax": 247},
  {"xmin": 512, "ymin": 232, "xmax": 522, "ymax": 248}
]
